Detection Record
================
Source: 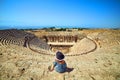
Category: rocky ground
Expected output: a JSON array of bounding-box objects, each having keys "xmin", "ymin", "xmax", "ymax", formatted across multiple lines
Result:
[{"xmin": 0, "ymin": 29, "xmax": 120, "ymax": 80}]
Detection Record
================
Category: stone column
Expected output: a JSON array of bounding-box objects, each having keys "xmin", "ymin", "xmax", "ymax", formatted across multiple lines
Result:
[{"xmin": 75, "ymin": 35, "xmax": 77, "ymax": 42}]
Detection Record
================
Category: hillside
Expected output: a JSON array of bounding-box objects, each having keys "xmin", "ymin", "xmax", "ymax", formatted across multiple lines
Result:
[{"xmin": 0, "ymin": 29, "xmax": 120, "ymax": 80}]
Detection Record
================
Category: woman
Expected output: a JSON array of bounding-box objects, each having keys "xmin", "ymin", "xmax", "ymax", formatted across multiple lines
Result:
[{"xmin": 48, "ymin": 51, "xmax": 67, "ymax": 73}]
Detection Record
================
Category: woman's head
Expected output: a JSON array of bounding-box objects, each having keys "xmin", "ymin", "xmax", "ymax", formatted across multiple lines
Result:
[{"xmin": 56, "ymin": 51, "xmax": 65, "ymax": 60}]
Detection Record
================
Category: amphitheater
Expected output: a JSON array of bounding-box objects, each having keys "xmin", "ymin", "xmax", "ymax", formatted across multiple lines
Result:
[{"xmin": 0, "ymin": 29, "xmax": 120, "ymax": 80}]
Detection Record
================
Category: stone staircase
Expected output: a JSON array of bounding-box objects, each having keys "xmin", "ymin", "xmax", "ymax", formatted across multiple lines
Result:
[{"xmin": 0, "ymin": 29, "xmax": 50, "ymax": 51}]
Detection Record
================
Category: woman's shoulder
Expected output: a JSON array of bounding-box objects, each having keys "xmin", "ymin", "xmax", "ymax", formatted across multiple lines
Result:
[{"xmin": 55, "ymin": 59, "xmax": 66, "ymax": 64}]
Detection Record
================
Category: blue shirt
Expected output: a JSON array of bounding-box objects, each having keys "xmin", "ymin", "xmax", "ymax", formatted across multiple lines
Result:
[{"xmin": 53, "ymin": 60, "xmax": 67, "ymax": 73}]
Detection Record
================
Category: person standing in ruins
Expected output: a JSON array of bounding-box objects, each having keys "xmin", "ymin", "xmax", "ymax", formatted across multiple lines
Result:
[{"xmin": 23, "ymin": 36, "xmax": 28, "ymax": 47}]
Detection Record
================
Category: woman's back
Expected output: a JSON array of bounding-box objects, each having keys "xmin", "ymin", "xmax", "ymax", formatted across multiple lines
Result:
[{"xmin": 53, "ymin": 60, "xmax": 67, "ymax": 73}]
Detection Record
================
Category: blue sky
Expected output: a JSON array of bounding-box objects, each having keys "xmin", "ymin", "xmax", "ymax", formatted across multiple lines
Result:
[{"xmin": 0, "ymin": 0, "xmax": 120, "ymax": 29}]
